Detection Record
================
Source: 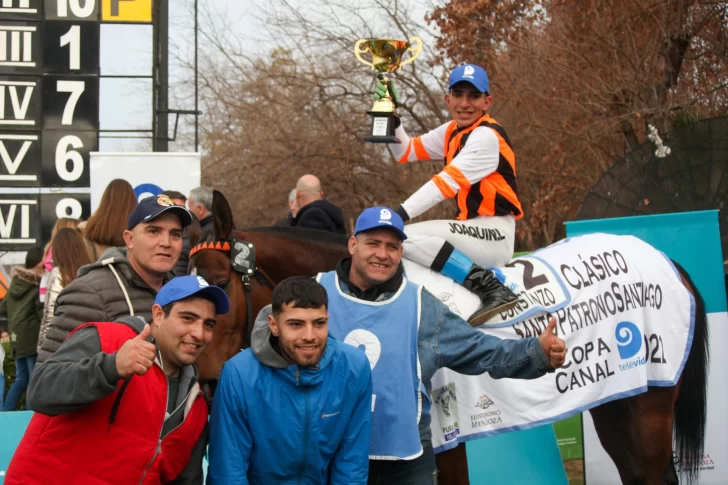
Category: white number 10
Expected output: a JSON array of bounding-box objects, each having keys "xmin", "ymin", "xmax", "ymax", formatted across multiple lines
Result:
[
  {"xmin": 60, "ymin": 26, "xmax": 80, "ymax": 70},
  {"xmin": 57, "ymin": 0, "xmax": 96, "ymax": 18}
]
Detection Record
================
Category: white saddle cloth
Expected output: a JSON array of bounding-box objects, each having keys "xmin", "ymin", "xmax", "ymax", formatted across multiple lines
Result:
[{"xmin": 403, "ymin": 233, "xmax": 694, "ymax": 454}]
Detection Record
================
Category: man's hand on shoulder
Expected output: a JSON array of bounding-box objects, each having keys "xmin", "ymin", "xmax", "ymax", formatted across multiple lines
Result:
[
  {"xmin": 538, "ymin": 317, "xmax": 566, "ymax": 369},
  {"xmin": 115, "ymin": 324, "xmax": 156, "ymax": 378}
]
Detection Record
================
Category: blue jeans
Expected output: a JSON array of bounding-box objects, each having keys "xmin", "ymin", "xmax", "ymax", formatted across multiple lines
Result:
[
  {"xmin": 0, "ymin": 372, "xmax": 4, "ymax": 409},
  {"xmin": 367, "ymin": 441, "xmax": 438, "ymax": 485},
  {"xmin": 3, "ymin": 354, "xmax": 37, "ymax": 411}
]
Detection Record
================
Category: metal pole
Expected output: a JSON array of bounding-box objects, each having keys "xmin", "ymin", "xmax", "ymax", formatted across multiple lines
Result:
[
  {"xmin": 155, "ymin": 0, "xmax": 169, "ymax": 152},
  {"xmin": 194, "ymin": 0, "xmax": 199, "ymax": 152}
]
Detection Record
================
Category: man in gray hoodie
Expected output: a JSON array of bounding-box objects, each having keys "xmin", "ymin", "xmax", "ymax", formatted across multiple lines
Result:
[{"xmin": 38, "ymin": 194, "xmax": 193, "ymax": 363}]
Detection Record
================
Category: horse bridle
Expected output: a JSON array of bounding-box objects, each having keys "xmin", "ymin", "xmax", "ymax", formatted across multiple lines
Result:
[{"xmin": 189, "ymin": 235, "xmax": 275, "ymax": 349}]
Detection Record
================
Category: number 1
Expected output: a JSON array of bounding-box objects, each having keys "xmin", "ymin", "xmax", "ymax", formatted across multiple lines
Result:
[{"xmin": 60, "ymin": 26, "xmax": 80, "ymax": 70}]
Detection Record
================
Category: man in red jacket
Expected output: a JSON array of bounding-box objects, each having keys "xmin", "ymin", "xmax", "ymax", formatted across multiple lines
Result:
[{"xmin": 4, "ymin": 275, "xmax": 229, "ymax": 485}]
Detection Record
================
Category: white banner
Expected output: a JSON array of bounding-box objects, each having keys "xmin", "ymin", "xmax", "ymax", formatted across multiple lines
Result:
[
  {"xmin": 89, "ymin": 152, "xmax": 201, "ymax": 211},
  {"xmin": 403, "ymin": 233, "xmax": 694, "ymax": 453},
  {"xmin": 584, "ymin": 310, "xmax": 727, "ymax": 484}
]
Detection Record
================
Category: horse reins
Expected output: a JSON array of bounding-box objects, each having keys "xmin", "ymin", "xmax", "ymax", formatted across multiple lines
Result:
[{"xmin": 189, "ymin": 238, "xmax": 275, "ymax": 349}]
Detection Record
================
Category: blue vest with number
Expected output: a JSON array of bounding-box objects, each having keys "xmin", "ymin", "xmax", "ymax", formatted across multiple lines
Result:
[{"xmin": 318, "ymin": 270, "xmax": 423, "ymax": 460}]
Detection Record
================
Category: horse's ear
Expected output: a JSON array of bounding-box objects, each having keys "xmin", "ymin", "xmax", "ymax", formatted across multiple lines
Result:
[
  {"xmin": 212, "ymin": 189, "xmax": 235, "ymax": 240},
  {"xmin": 187, "ymin": 217, "xmax": 202, "ymax": 247}
]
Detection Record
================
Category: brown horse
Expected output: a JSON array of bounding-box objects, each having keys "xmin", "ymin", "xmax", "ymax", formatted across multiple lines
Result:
[{"xmin": 190, "ymin": 194, "xmax": 708, "ymax": 485}]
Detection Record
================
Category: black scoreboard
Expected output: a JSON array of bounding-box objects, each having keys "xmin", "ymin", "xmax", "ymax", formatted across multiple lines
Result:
[{"xmin": 0, "ymin": 0, "xmax": 152, "ymax": 251}]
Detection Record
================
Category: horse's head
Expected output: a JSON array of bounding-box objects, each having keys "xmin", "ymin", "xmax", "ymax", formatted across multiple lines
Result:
[
  {"xmin": 187, "ymin": 189, "xmax": 247, "ymax": 381},
  {"xmin": 189, "ymin": 242, "xmax": 247, "ymax": 381},
  {"xmin": 188, "ymin": 189, "xmax": 350, "ymax": 381}
]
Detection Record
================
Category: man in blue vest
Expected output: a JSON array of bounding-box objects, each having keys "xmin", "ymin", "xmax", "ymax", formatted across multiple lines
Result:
[{"xmin": 317, "ymin": 206, "xmax": 566, "ymax": 484}]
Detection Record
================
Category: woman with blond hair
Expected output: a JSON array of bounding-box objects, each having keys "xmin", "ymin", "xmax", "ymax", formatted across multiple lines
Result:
[
  {"xmin": 84, "ymin": 179, "xmax": 137, "ymax": 261},
  {"xmin": 37, "ymin": 228, "xmax": 92, "ymax": 352}
]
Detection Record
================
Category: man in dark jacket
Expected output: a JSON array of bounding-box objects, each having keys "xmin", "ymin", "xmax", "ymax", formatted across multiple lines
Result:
[
  {"xmin": 188, "ymin": 186, "xmax": 215, "ymax": 243},
  {"xmin": 291, "ymin": 174, "xmax": 347, "ymax": 234},
  {"xmin": 5, "ymin": 275, "xmax": 229, "ymax": 485},
  {"xmin": 0, "ymin": 247, "xmax": 44, "ymax": 411},
  {"xmin": 162, "ymin": 190, "xmax": 193, "ymax": 276},
  {"xmin": 38, "ymin": 194, "xmax": 193, "ymax": 363}
]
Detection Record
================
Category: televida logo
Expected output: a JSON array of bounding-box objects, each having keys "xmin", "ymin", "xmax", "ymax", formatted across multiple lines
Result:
[{"xmin": 615, "ymin": 321, "xmax": 646, "ymax": 370}]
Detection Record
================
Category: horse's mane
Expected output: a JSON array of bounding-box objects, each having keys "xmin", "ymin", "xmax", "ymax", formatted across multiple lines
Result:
[{"xmin": 235, "ymin": 226, "xmax": 349, "ymax": 247}]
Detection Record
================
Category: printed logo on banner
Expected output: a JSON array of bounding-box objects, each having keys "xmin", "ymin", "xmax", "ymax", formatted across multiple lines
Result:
[
  {"xmin": 433, "ymin": 383, "xmax": 460, "ymax": 441},
  {"xmin": 475, "ymin": 394, "xmax": 495, "ymax": 410},
  {"xmin": 470, "ymin": 394, "xmax": 502, "ymax": 430},
  {"xmin": 615, "ymin": 321, "xmax": 642, "ymax": 359},
  {"xmin": 673, "ymin": 450, "xmax": 716, "ymax": 472},
  {"xmin": 134, "ymin": 183, "xmax": 163, "ymax": 201}
]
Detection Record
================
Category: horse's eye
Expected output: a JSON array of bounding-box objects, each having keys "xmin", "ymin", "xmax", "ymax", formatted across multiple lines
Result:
[{"xmin": 217, "ymin": 280, "xmax": 230, "ymax": 290}]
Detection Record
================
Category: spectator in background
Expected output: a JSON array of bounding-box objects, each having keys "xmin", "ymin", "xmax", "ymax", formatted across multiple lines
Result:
[
  {"xmin": 161, "ymin": 190, "xmax": 187, "ymax": 207},
  {"xmin": 39, "ymin": 218, "xmax": 79, "ymax": 304},
  {"xmin": 163, "ymin": 190, "xmax": 193, "ymax": 276},
  {"xmin": 291, "ymin": 174, "xmax": 346, "ymax": 235},
  {"xmin": 37, "ymin": 228, "xmax": 92, "ymax": 354},
  {"xmin": 274, "ymin": 188, "xmax": 299, "ymax": 227},
  {"xmin": 0, "ymin": 247, "xmax": 44, "ymax": 411},
  {"xmin": 38, "ymin": 195, "xmax": 193, "ymax": 363},
  {"xmin": 84, "ymin": 179, "xmax": 138, "ymax": 261},
  {"xmin": 188, "ymin": 186, "xmax": 215, "ymax": 242}
]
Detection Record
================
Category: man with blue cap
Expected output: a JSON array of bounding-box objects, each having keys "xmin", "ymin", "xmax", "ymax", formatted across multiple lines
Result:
[
  {"xmin": 6, "ymin": 275, "xmax": 229, "ymax": 485},
  {"xmin": 374, "ymin": 64, "xmax": 521, "ymax": 325},
  {"xmin": 317, "ymin": 207, "xmax": 566, "ymax": 484}
]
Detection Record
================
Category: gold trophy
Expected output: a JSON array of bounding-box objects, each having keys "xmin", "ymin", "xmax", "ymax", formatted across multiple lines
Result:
[{"xmin": 354, "ymin": 37, "xmax": 422, "ymax": 143}]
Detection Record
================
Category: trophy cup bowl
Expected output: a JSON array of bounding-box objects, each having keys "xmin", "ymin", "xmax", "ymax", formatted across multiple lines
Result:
[{"xmin": 354, "ymin": 36, "xmax": 422, "ymax": 143}]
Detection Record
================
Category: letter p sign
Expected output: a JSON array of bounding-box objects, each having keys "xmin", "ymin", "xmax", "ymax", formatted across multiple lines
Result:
[{"xmin": 102, "ymin": 0, "xmax": 152, "ymax": 23}]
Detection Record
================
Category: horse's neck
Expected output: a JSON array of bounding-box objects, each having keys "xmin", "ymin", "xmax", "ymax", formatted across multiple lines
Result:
[{"xmin": 245, "ymin": 232, "xmax": 348, "ymax": 281}]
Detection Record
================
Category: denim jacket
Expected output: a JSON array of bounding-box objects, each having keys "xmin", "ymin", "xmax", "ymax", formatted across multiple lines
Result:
[{"xmin": 333, "ymin": 263, "xmax": 552, "ymax": 442}]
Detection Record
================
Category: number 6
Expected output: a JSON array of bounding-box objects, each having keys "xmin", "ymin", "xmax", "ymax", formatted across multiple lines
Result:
[{"xmin": 55, "ymin": 135, "xmax": 84, "ymax": 182}]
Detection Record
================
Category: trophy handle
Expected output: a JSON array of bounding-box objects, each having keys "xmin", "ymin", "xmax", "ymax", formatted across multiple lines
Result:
[
  {"xmin": 399, "ymin": 36, "xmax": 423, "ymax": 67},
  {"xmin": 354, "ymin": 39, "xmax": 375, "ymax": 70}
]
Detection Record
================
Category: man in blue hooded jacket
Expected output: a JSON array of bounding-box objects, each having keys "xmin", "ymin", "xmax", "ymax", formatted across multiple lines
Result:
[{"xmin": 207, "ymin": 276, "xmax": 373, "ymax": 485}]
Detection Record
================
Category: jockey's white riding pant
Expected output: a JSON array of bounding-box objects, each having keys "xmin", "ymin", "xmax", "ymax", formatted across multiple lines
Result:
[{"xmin": 403, "ymin": 215, "xmax": 516, "ymax": 270}]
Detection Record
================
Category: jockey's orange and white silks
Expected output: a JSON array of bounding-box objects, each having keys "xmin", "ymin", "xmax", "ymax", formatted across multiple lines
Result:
[{"xmin": 391, "ymin": 114, "xmax": 523, "ymax": 221}]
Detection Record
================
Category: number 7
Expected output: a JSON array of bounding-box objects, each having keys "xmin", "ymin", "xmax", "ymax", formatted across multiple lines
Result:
[{"xmin": 57, "ymin": 80, "xmax": 85, "ymax": 125}]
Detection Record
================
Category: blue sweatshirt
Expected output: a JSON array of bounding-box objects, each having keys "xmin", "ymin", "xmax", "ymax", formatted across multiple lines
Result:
[{"xmin": 207, "ymin": 306, "xmax": 373, "ymax": 485}]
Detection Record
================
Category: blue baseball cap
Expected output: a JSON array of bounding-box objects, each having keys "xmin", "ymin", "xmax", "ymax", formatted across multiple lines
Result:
[
  {"xmin": 354, "ymin": 206, "xmax": 407, "ymax": 241},
  {"xmin": 154, "ymin": 275, "xmax": 230, "ymax": 314},
  {"xmin": 448, "ymin": 64, "xmax": 489, "ymax": 93},
  {"xmin": 127, "ymin": 194, "xmax": 194, "ymax": 230}
]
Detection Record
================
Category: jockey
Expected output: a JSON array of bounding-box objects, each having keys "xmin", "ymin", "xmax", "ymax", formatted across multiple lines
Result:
[{"xmin": 378, "ymin": 64, "xmax": 521, "ymax": 324}]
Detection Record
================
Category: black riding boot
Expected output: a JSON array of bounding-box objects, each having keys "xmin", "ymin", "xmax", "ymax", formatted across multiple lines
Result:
[{"xmin": 462, "ymin": 266, "xmax": 519, "ymax": 325}]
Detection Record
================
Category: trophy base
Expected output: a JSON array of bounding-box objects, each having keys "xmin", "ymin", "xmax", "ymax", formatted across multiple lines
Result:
[
  {"xmin": 363, "ymin": 135, "xmax": 400, "ymax": 144},
  {"xmin": 364, "ymin": 111, "xmax": 401, "ymax": 144}
]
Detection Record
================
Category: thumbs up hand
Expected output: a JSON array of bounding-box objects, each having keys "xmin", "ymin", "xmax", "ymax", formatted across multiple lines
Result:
[
  {"xmin": 115, "ymin": 324, "xmax": 156, "ymax": 378},
  {"xmin": 538, "ymin": 317, "xmax": 567, "ymax": 369}
]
